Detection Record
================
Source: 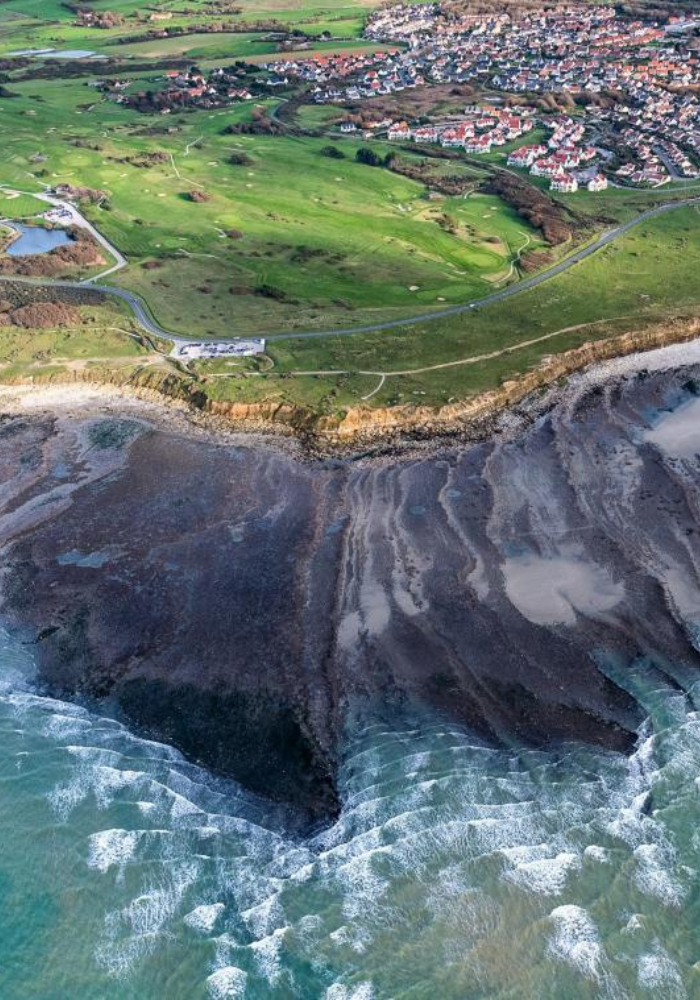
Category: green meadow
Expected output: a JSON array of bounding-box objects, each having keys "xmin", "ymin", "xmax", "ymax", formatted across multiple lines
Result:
[
  {"xmin": 0, "ymin": 70, "xmax": 544, "ymax": 335},
  {"xmin": 0, "ymin": 191, "xmax": 47, "ymax": 218},
  {"xmin": 1, "ymin": 0, "xmax": 700, "ymax": 419},
  {"xmin": 200, "ymin": 204, "xmax": 700, "ymax": 409}
]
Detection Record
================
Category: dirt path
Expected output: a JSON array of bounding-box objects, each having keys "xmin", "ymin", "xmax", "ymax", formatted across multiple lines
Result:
[{"xmin": 209, "ymin": 316, "xmax": 634, "ymax": 389}]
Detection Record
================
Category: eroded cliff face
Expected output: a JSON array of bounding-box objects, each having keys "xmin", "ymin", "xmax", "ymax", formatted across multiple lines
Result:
[
  {"xmin": 202, "ymin": 317, "xmax": 700, "ymax": 447},
  {"xmin": 1, "ymin": 358, "xmax": 700, "ymax": 824}
]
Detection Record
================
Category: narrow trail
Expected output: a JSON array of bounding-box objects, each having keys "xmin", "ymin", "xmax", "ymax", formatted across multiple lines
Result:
[
  {"xmin": 361, "ymin": 373, "xmax": 386, "ymax": 400},
  {"xmin": 491, "ymin": 230, "xmax": 532, "ymax": 286},
  {"xmin": 229, "ymin": 315, "xmax": 635, "ymax": 386},
  {"xmin": 355, "ymin": 315, "xmax": 635, "ymax": 378},
  {"xmin": 201, "ymin": 315, "xmax": 635, "ymax": 390}
]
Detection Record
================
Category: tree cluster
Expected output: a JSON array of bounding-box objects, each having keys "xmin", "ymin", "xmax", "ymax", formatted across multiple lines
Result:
[{"xmin": 486, "ymin": 172, "xmax": 574, "ymax": 245}]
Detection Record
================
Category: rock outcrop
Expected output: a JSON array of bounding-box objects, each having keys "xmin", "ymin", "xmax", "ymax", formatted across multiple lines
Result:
[{"xmin": 1, "ymin": 352, "xmax": 700, "ymax": 825}]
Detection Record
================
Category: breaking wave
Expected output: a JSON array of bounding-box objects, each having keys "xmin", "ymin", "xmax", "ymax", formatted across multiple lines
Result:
[{"xmin": 1, "ymin": 628, "xmax": 699, "ymax": 998}]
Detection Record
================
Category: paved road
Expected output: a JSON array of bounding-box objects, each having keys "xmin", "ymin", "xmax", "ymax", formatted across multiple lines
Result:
[
  {"xmin": 1, "ymin": 188, "xmax": 128, "ymax": 281},
  {"xmin": 1, "ymin": 196, "xmax": 699, "ymax": 345}
]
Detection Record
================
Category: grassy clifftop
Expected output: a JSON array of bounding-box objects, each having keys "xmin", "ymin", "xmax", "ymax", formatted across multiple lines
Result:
[{"xmin": 3, "ymin": 199, "xmax": 700, "ymax": 449}]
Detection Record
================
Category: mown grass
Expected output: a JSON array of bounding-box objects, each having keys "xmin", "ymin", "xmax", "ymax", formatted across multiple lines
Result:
[
  {"xmin": 0, "ymin": 75, "xmax": 544, "ymax": 334},
  {"xmin": 202, "ymin": 205, "xmax": 700, "ymax": 409},
  {"xmin": 0, "ymin": 191, "xmax": 46, "ymax": 219}
]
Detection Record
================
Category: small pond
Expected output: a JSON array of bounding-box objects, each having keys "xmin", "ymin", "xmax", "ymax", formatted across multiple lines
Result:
[
  {"xmin": 6, "ymin": 224, "xmax": 73, "ymax": 257},
  {"xmin": 9, "ymin": 48, "xmax": 101, "ymax": 60},
  {"xmin": 46, "ymin": 50, "xmax": 102, "ymax": 60}
]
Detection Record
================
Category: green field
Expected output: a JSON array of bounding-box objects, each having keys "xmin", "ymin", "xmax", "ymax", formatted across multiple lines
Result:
[
  {"xmin": 0, "ymin": 72, "xmax": 546, "ymax": 334},
  {"xmin": 0, "ymin": 190, "xmax": 46, "ymax": 219},
  {"xmin": 1, "ymin": 0, "xmax": 700, "ymax": 424},
  {"xmin": 189, "ymin": 204, "xmax": 700, "ymax": 410},
  {"xmin": 0, "ymin": 0, "xmax": 378, "ymax": 57},
  {"xmin": 3, "ymin": 206, "xmax": 696, "ymax": 423}
]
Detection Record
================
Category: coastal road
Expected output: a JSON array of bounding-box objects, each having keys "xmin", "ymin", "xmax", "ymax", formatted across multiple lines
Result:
[{"xmin": 1, "ymin": 195, "xmax": 699, "ymax": 345}]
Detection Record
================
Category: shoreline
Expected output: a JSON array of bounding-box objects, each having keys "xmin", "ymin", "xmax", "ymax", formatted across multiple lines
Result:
[
  {"xmin": 1, "ymin": 313, "xmax": 700, "ymax": 459},
  {"xmin": 2, "ymin": 316, "xmax": 700, "ymax": 820}
]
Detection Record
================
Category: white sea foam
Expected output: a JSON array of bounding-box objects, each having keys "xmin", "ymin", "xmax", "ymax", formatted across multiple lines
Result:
[
  {"xmin": 96, "ymin": 860, "xmax": 201, "ymax": 976},
  {"xmin": 168, "ymin": 789, "xmax": 204, "ymax": 821},
  {"xmin": 88, "ymin": 828, "xmax": 141, "ymax": 873},
  {"xmin": 338, "ymin": 851, "xmax": 391, "ymax": 920},
  {"xmin": 184, "ymin": 903, "xmax": 225, "ymax": 934},
  {"xmin": 503, "ymin": 851, "xmax": 582, "ymax": 896},
  {"xmin": 638, "ymin": 947, "xmax": 686, "ymax": 997},
  {"xmin": 206, "ymin": 966, "xmax": 248, "ymax": 998},
  {"xmin": 633, "ymin": 843, "xmax": 686, "ymax": 907},
  {"xmin": 241, "ymin": 892, "xmax": 285, "ymax": 938},
  {"xmin": 583, "ymin": 845, "xmax": 610, "ymax": 863},
  {"xmin": 548, "ymin": 905, "xmax": 603, "ymax": 981},
  {"xmin": 325, "ymin": 983, "xmax": 375, "ymax": 1000},
  {"xmin": 42, "ymin": 711, "xmax": 92, "ymax": 739},
  {"xmin": 250, "ymin": 927, "xmax": 286, "ymax": 984},
  {"xmin": 329, "ymin": 924, "xmax": 370, "ymax": 954},
  {"xmin": 196, "ymin": 824, "xmax": 221, "ymax": 838},
  {"xmin": 49, "ymin": 762, "xmax": 147, "ymax": 820},
  {"xmin": 93, "ymin": 766, "xmax": 146, "ymax": 807}
]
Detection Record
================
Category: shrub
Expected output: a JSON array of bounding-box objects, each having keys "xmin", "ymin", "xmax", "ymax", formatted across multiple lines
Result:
[
  {"xmin": 229, "ymin": 152, "xmax": 253, "ymax": 166},
  {"xmin": 355, "ymin": 147, "xmax": 381, "ymax": 167}
]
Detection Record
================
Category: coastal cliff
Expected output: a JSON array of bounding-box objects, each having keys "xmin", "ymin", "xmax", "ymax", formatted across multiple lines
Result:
[
  {"xmin": 4, "ymin": 314, "xmax": 700, "ymax": 454},
  {"xmin": 206, "ymin": 316, "xmax": 700, "ymax": 448},
  {"xmin": 2, "ymin": 340, "xmax": 700, "ymax": 822}
]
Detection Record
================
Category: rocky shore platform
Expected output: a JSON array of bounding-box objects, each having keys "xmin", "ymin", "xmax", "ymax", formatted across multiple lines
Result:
[{"xmin": 2, "ymin": 336, "xmax": 700, "ymax": 826}]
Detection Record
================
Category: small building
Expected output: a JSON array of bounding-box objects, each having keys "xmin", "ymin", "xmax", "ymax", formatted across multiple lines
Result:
[
  {"xmin": 388, "ymin": 121, "xmax": 411, "ymax": 141},
  {"xmin": 551, "ymin": 171, "xmax": 578, "ymax": 193},
  {"xmin": 172, "ymin": 339, "xmax": 266, "ymax": 360},
  {"xmin": 587, "ymin": 174, "xmax": 608, "ymax": 192},
  {"xmin": 465, "ymin": 135, "xmax": 492, "ymax": 154}
]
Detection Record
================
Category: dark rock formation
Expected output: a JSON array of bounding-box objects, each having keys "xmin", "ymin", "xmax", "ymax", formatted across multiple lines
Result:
[{"xmin": 1, "ymin": 362, "xmax": 700, "ymax": 825}]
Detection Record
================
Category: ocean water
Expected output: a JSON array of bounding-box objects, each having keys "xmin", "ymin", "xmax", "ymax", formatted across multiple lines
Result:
[{"xmin": 1, "ymin": 629, "xmax": 700, "ymax": 999}]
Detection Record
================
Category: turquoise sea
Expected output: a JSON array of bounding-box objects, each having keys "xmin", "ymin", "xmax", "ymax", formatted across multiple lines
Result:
[{"xmin": 1, "ymin": 627, "xmax": 699, "ymax": 999}]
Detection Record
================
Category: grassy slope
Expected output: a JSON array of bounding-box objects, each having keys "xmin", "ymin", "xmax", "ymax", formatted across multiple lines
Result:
[
  {"xmin": 0, "ymin": 300, "xmax": 153, "ymax": 380},
  {"xmin": 0, "ymin": 73, "xmax": 543, "ymax": 334},
  {"xmin": 1, "ymin": 0, "xmax": 700, "ymax": 420},
  {"xmin": 200, "ymin": 205, "xmax": 700, "ymax": 409}
]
